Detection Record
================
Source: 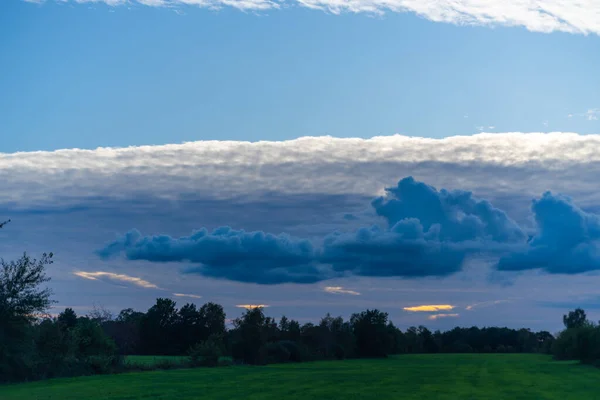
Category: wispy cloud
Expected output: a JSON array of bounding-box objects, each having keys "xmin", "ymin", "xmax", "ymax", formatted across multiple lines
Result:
[
  {"xmin": 236, "ymin": 304, "xmax": 269, "ymax": 309},
  {"xmin": 21, "ymin": 1, "xmax": 600, "ymax": 35},
  {"xmin": 403, "ymin": 304, "xmax": 455, "ymax": 312},
  {"xmin": 428, "ymin": 313, "xmax": 459, "ymax": 320},
  {"xmin": 465, "ymin": 300, "xmax": 511, "ymax": 311},
  {"xmin": 172, "ymin": 293, "xmax": 203, "ymax": 299},
  {"xmin": 568, "ymin": 109, "xmax": 600, "ymax": 121},
  {"xmin": 73, "ymin": 271, "xmax": 160, "ymax": 289},
  {"xmin": 323, "ymin": 286, "xmax": 361, "ymax": 295}
]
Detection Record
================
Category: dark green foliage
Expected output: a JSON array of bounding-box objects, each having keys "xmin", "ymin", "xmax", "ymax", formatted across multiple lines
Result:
[
  {"xmin": 188, "ymin": 339, "xmax": 223, "ymax": 367},
  {"xmin": 551, "ymin": 308, "xmax": 600, "ymax": 367},
  {"xmin": 563, "ymin": 308, "xmax": 587, "ymax": 329},
  {"xmin": 231, "ymin": 307, "xmax": 269, "ymax": 365},
  {"xmin": 58, "ymin": 308, "xmax": 78, "ymax": 331},
  {"xmin": 351, "ymin": 309, "xmax": 391, "ymax": 358},
  {"xmin": 263, "ymin": 342, "xmax": 291, "ymax": 364},
  {"xmin": 0, "ymin": 253, "xmax": 54, "ymax": 382}
]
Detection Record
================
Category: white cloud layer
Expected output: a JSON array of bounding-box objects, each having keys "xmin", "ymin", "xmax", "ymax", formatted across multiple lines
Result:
[
  {"xmin": 23, "ymin": 0, "xmax": 600, "ymax": 35},
  {"xmin": 3, "ymin": 132, "xmax": 600, "ymax": 217}
]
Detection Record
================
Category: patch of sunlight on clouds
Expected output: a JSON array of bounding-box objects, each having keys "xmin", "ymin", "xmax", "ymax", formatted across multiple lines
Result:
[
  {"xmin": 428, "ymin": 313, "xmax": 460, "ymax": 320},
  {"xmin": 73, "ymin": 271, "xmax": 160, "ymax": 289},
  {"xmin": 236, "ymin": 304, "xmax": 270, "ymax": 309},
  {"xmin": 403, "ymin": 304, "xmax": 455, "ymax": 312},
  {"xmin": 323, "ymin": 286, "xmax": 361, "ymax": 295},
  {"xmin": 465, "ymin": 300, "xmax": 511, "ymax": 310},
  {"xmin": 172, "ymin": 293, "xmax": 203, "ymax": 299}
]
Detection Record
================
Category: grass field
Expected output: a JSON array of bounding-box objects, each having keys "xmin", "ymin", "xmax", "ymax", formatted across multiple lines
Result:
[{"xmin": 2, "ymin": 354, "xmax": 600, "ymax": 400}]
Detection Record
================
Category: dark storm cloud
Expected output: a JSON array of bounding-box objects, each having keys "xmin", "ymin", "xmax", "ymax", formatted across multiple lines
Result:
[
  {"xmin": 98, "ymin": 174, "xmax": 600, "ymax": 284},
  {"xmin": 497, "ymin": 192, "xmax": 600, "ymax": 274},
  {"xmin": 98, "ymin": 177, "xmax": 534, "ymax": 284},
  {"xmin": 99, "ymin": 227, "xmax": 332, "ymax": 285}
]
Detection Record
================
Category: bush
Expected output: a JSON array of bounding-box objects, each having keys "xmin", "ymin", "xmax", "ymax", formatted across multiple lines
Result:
[
  {"xmin": 264, "ymin": 342, "xmax": 291, "ymax": 364},
  {"xmin": 331, "ymin": 343, "xmax": 346, "ymax": 360},
  {"xmin": 188, "ymin": 340, "xmax": 223, "ymax": 367},
  {"xmin": 553, "ymin": 326, "xmax": 600, "ymax": 364},
  {"xmin": 218, "ymin": 358, "xmax": 234, "ymax": 367}
]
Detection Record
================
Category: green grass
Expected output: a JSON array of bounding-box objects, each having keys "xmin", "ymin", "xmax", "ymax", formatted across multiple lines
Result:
[{"xmin": 2, "ymin": 354, "xmax": 600, "ymax": 400}]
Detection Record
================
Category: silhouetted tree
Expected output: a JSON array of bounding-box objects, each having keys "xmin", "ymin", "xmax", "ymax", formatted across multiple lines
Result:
[
  {"xmin": 351, "ymin": 309, "xmax": 391, "ymax": 358},
  {"xmin": 0, "ymin": 252, "xmax": 54, "ymax": 382},
  {"xmin": 231, "ymin": 307, "xmax": 268, "ymax": 365},
  {"xmin": 563, "ymin": 308, "xmax": 587, "ymax": 329},
  {"xmin": 140, "ymin": 298, "xmax": 179, "ymax": 355},
  {"xmin": 58, "ymin": 308, "xmax": 78, "ymax": 332}
]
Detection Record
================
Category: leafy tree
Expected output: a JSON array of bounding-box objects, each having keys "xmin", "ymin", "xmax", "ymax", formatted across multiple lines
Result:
[
  {"xmin": 58, "ymin": 308, "xmax": 78, "ymax": 332},
  {"xmin": 231, "ymin": 307, "xmax": 268, "ymax": 365},
  {"xmin": 0, "ymin": 252, "xmax": 54, "ymax": 382},
  {"xmin": 199, "ymin": 302, "xmax": 226, "ymax": 340},
  {"xmin": 0, "ymin": 252, "xmax": 54, "ymax": 320},
  {"xmin": 563, "ymin": 308, "xmax": 588, "ymax": 329},
  {"xmin": 140, "ymin": 298, "xmax": 179, "ymax": 355},
  {"xmin": 34, "ymin": 319, "xmax": 70, "ymax": 379},
  {"xmin": 350, "ymin": 309, "xmax": 391, "ymax": 358},
  {"xmin": 116, "ymin": 308, "xmax": 145, "ymax": 323},
  {"xmin": 188, "ymin": 338, "xmax": 223, "ymax": 367}
]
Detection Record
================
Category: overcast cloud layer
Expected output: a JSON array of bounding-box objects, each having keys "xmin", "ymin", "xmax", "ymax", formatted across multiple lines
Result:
[
  {"xmin": 23, "ymin": 0, "xmax": 600, "ymax": 35},
  {"xmin": 3, "ymin": 132, "xmax": 600, "ymax": 330}
]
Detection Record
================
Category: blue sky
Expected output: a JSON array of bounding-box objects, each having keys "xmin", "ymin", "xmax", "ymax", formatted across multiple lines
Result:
[
  {"xmin": 2, "ymin": 0, "xmax": 599, "ymax": 152},
  {"xmin": 1, "ymin": 0, "xmax": 600, "ymax": 331}
]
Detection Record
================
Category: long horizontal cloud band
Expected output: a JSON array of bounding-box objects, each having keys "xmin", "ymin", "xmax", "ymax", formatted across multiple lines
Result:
[
  {"xmin": 23, "ymin": 1, "xmax": 600, "ymax": 36},
  {"xmin": 99, "ymin": 175, "xmax": 600, "ymax": 284},
  {"xmin": 3, "ymin": 133, "xmax": 600, "ymax": 212}
]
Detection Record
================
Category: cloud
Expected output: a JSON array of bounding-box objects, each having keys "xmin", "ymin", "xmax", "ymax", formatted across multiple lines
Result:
[
  {"xmin": 73, "ymin": 271, "xmax": 160, "ymax": 289},
  {"xmin": 371, "ymin": 176, "xmax": 525, "ymax": 243},
  {"xmin": 98, "ymin": 227, "xmax": 327, "ymax": 285},
  {"xmin": 323, "ymin": 286, "xmax": 361, "ymax": 295},
  {"xmin": 569, "ymin": 109, "xmax": 600, "ymax": 121},
  {"xmin": 236, "ymin": 304, "xmax": 269, "ymax": 309},
  {"xmin": 318, "ymin": 176, "xmax": 525, "ymax": 279},
  {"xmin": 172, "ymin": 293, "xmax": 202, "ymax": 299},
  {"xmin": 428, "ymin": 313, "xmax": 459, "ymax": 320},
  {"xmin": 98, "ymin": 172, "xmax": 600, "ymax": 284},
  {"xmin": 21, "ymin": 1, "xmax": 600, "ymax": 35},
  {"xmin": 465, "ymin": 300, "xmax": 510, "ymax": 310},
  {"xmin": 497, "ymin": 192, "xmax": 600, "ymax": 274},
  {"xmin": 97, "ymin": 176, "xmax": 525, "ymax": 283},
  {"xmin": 4, "ymin": 133, "xmax": 600, "ymax": 215},
  {"xmin": 403, "ymin": 304, "xmax": 455, "ymax": 312}
]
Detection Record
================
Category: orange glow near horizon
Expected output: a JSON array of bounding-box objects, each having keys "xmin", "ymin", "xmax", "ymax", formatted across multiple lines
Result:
[
  {"xmin": 236, "ymin": 304, "xmax": 269, "ymax": 310},
  {"xmin": 403, "ymin": 304, "xmax": 455, "ymax": 312}
]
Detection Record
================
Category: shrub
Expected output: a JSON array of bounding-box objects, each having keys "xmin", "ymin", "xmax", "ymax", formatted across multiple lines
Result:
[
  {"xmin": 264, "ymin": 342, "xmax": 291, "ymax": 364},
  {"xmin": 218, "ymin": 358, "xmax": 234, "ymax": 367},
  {"xmin": 188, "ymin": 340, "xmax": 223, "ymax": 367}
]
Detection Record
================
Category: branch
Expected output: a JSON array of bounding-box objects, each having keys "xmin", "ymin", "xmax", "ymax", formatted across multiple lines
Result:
[{"xmin": 0, "ymin": 219, "xmax": 11, "ymax": 229}]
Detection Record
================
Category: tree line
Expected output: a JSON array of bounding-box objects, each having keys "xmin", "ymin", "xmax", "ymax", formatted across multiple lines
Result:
[
  {"xmin": 0, "ymin": 251, "xmax": 597, "ymax": 384},
  {"xmin": 0, "ymin": 252, "xmax": 554, "ymax": 383}
]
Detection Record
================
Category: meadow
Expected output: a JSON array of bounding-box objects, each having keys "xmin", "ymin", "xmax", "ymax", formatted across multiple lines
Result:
[{"xmin": 2, "ymin": 354, "xmax": 600, "ymax": 400}]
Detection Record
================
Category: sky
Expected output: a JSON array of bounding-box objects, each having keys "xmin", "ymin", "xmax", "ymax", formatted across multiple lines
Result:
[{"xmin": 1, "ymin": 0, "xmax": 600, "ymax": 331}]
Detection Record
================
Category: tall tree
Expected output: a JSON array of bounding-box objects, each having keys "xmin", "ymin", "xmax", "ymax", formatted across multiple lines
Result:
[
  {"xmin": 0, "ymin": 252, "xmax": 54, "ymax": 381},
  {"xmin": 58, "ymin": 308, "xmax": 78, "ymax": 332},
  {"xmin": 563, "ymin": 308, "xmax": 588, "ymax": 329},
  {"xmin": 350, "ymin": 309, "xmax": 391, "ymax": 358}
]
